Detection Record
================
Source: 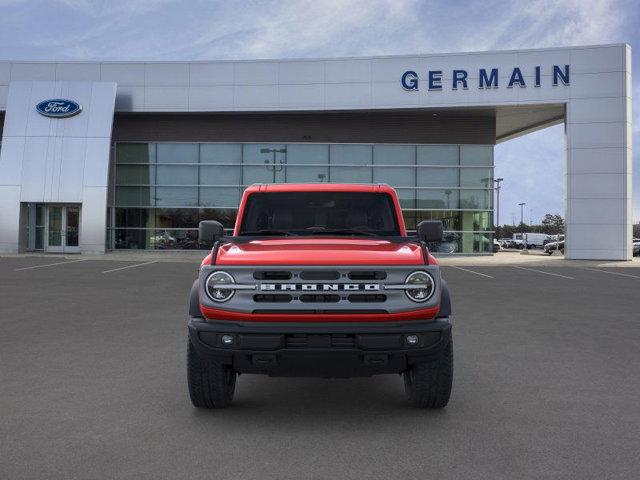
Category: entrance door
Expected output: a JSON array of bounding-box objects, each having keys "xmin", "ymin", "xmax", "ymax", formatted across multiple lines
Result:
[{"xmin": 45, "ymin": 205, "xmax": 81, "ymax": 253}]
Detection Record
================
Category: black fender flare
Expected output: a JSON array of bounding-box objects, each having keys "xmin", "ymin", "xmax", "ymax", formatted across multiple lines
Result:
[
  {"xmin": 437, "ymin": 279, "xmax": 452, "ymax": 318},
  {"xmin": 188, "ymin": 279, "xmax": 203, "ymax": 318}
]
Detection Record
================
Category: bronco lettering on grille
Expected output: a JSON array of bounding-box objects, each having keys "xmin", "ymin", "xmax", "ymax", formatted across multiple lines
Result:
[{"xmin": 260, "ymin": 283, "xmax": 380, "ymax": 291}]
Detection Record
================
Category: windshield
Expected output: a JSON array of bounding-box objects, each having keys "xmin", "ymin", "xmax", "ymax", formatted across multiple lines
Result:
[{"xmin": 239, "ymin": 192, "xmax": 400, "ymax": 237}]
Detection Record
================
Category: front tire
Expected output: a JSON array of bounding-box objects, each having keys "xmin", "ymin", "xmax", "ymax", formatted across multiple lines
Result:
[
  {"xmin": 187, "ymin": 339, "xmax": 236, "ymax": 408},
  {"xmin": 403, "ymin": 340, "xmax": 453, "ymax": 408}
]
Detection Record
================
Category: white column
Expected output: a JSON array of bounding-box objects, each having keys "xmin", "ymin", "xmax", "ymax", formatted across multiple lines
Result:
[{"xmin": 565, "ymin": 45, "xmax": 632, "ymax": 260}]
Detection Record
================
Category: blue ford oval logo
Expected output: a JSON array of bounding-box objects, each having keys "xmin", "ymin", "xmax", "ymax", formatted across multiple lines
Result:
[{"xmin": 36, "ymin": 99, "xmax": 82, "ymax": 118}]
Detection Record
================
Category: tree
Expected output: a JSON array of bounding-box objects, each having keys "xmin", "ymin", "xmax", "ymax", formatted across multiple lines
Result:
[{"xmin": 541, "ymin": 214, "xmax": 565, "ymax": 234}]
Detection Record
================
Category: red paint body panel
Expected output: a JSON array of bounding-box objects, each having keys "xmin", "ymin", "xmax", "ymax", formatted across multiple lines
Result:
[
  {"xmin": 200, "ymin": 304, "xmax": 441, "ymax": 322},
  {"xmin": 215, "ymin": 238, "xmax": 424, "ymax": 266}
]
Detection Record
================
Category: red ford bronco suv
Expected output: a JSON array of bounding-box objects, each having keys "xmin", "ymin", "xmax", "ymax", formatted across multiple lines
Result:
[{"xmin": 187, "ymin": 183, "xmax": 453, "ymax": 408}]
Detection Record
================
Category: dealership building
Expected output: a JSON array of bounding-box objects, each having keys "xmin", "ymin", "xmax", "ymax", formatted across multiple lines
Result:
[{"xmin": 0, "ymin": 44, "xmax": 633, "ymax": 259}]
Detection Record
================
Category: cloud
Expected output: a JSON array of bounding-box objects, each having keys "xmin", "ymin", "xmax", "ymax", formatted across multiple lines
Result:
[{"xmin": 0, "ymin": 0, "xmax": 637, "ymax": 221}]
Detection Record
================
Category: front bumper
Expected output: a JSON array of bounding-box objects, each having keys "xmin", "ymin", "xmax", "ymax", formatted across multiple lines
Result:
[{"xmin": 188, "ymin": 316, "xmax": 452, "ymax": 378}]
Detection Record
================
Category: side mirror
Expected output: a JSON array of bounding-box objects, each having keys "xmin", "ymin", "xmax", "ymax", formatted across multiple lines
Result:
[
  {"xmin": 417, "ymin": 220, "xmax": 443, "ymax": 243},
  {"xmin": 199, "ymin": 220, "xmax": 224, "ymax": 245}
]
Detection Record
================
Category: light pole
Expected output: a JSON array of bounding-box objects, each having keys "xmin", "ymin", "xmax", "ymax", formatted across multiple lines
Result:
[
  {"xmin": 261, "ymin": 147, "xmax": 287, "ymax": 182},
  {"xmin": 518, "ymin": 202, "xmax": 527, "ymax": 253},
  {"xmin": 518, "ymin": 202, "xmax": 526, "ymax": 226},
  {"xmin": 494, "ymin": 178, "xmax": 503, "ymax": 227}
]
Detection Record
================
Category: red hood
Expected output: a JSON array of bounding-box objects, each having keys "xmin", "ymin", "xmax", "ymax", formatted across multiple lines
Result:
[{"xmin": 214, "ymin": 238, "xmax": 425, "ymax": 265}]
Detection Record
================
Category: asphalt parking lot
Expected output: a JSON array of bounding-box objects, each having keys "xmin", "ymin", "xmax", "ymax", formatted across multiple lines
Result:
[{"xmin": 1, "ymin": 255, "xmax": 639, "ymax": 479}]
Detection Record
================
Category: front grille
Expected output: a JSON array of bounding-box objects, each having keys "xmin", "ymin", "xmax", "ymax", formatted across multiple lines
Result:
[{"xmin": 246, "ymin": 268, "xmax": 400, "ymax": 310}]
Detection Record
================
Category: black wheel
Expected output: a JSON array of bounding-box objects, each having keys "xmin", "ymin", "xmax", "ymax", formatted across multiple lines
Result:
[
  {"xmin": 403, "ymin": 340, "xmax": 453, "ymax": 408},
  {"xmin": 187, "ymin": 339, "xmax": 236, "ymax": 408}
]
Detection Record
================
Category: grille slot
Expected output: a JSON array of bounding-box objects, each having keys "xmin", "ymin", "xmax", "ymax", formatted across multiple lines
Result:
[
  {"xmin": 300, "ymin": 270, "xmax": 341, "ymax": 280},
  {"xmin": 253, "ymin": 294, "xmax": 293, "ymax": 303},
  {"xmin": 300, "ymin": 294, "xmax": 340, "ymax": 303},
  {"xmin": 285, "ymin": 334, "xmax": 356, "ymax": 348},
  {"xmin": 348, "ymin": 271, "xmax": 387, "ymax": 280},
  {"xmin": 253, "ymin": 271, "xmax": 292, "ymax": 280},
  {"xmin": 348, "ymin": 294, "xmax": 387, "ymax": 303}
]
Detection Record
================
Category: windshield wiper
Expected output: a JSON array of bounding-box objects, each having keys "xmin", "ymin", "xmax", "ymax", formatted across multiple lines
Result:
[
  {"xmin": 240, "ymin": 229, "xmax": 298, "ymax": 236},
  {"xmin": 306, "ymin": 228, "xmax": 378, "ymax": 237}
]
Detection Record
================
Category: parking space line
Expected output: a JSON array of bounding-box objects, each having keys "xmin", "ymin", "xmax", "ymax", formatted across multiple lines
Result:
[
  {"xmin": 446, "ymin": 265, "xmax": 494, "ymax": 278},
  {"xmin": 513, "ymin": 266, "xmax": 574, "ymax": 280},
  {"xmin": 580, "ymin": 267, "xmax": 640, "ymax": 279},
  {"xmin": 15, "ymin": 259, "xmax": 86, "ymax": 271},
  {"xmin": 102, "ymin": 261, "xmax": 158, "ymax": 274}
]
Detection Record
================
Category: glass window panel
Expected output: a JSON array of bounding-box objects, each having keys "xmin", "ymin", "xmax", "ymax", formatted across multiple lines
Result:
[
  {"xmin": 460, "ymin": 168, "xmax": 493, "ymax": 188},
  {"xmin": 394, "ymin": 188, "xmax": 416, "ymax": 209},
  {"xmin": 461, "ymin": 232, "xmax": 492, "ymax": 253},
  {"xmin": 113, "ymin": 228, "xmax": 150, "ymax": 249},
  {"xmin": 155, "ymin": 187, "xmax": 198, "ymax": 207},
  {"xmin": 330, "ymin": 144, "xmax": 371, "ymax": 166},
  {"xmin": 461, "ymin": 211, "xmax": 493, "ymax": 231},
  {"xmin": 373, "ymin": 145, "xmax": 415, "ymax": 165},
  {"xmin": 402, "ymin": 211, "xmax": 417, "ymax": 231},
  {"xmin": 243, "ymin": 144, "xmax": 286, "ymax": 183},
  {"xmin": 157, "ymin": 143, "xmax": 198, "ymax": 164},
  {"xmin": 35, "ymin": 226, "xmax": 44, "ymax": 250},
  {"xmin": 155, "ymin": 209, "xmax": 199, "ymax": 229},
  {"xmin": 373, "ymin": 146, "xmax": 414, "ymax": 189},
  {"xmin": 116, "ymin": 143, "xmax": 155, "ymax": 164},
  {"xmin": 417, "ymin": 211, "xmax": 462, "ymax": 231},
  {"xmin": 116, "ymin": 165, "xmax": 155, "ymax": 185},
  {"xmin": 199, "ymin": 187, "xmax": 241, "ymax": 208},
  {"xmin": 331, "ymin": 166, "xmax": 371, "ymax": 183},
  {"xmin": 460, "ymin": 189, "xmax": 492, "ymax": 209},
  {"xmin": 115, "ymin": 208, "xmax": 154, "ymax": 228},
  {"xmin": 416, "ymin": 189, "xmax": 459, "ymax": 209},
  {"xmin": 286, "ymin": 144, "xmax": 329, "ymax": 183},
  {"xmin": 156, "ymin": 165, "xmax": 198, "ymax": 185},
  {"xmin": 199, "ymin": 209, "xmax": 238, "ymax": 232},
  {"xmin": 460, "ymin": 145, "xmax": 493, "ymax": 165},
  {"xmin": 330, "ymin": 144, "xmax": 372, "ymax": 183},
  {"xmin": 115, "ymin": 187, "xmax": 154, "ymax": 207},
  {"xmin": 200, "ymin": 165, "xmax": 241, "ymax": 185},
  {"xmin": 373, "ymin": 167, "xmax": 413, "ymax": 187},
  {"xmin": 149, "ymin": 229, "xmax": 200, "ymax": 250},
  {"xmin": 200, "ymin": 143, "xmax": 242, "ymax": 164},
  {"xmin": 417, "ymin": 146, "xmax": 459, "ymax": 165},
  {"xmin": 35, "ymin": 205, "xmax": 45, "ymax": 226},
  {"xmin": 417, "ymin": 167, "xmax": 459, "ymax": 188}
]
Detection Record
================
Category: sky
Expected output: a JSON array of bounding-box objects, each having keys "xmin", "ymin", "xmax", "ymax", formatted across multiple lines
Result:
[{"xmin": 0, "ymin": 0, "xmax": 638, "ymax": 225}]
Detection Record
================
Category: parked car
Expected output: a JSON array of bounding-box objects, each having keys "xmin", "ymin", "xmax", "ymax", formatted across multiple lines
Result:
[
  {"xmin": 543, "ymin": 240, "xmax": 564, "ymax": 255},
  {"xmin": 633, "ymin": 238, "xmax": 640, "ymax": 256},
  {"xmin": 492, "ymin": 239, "xmax": 501, "ymax": 253},
  {"xmin": 513, "ymin": 232, "xmax": 553, "ymax": 249},
  {"xmin": 498, "ymin": 238, "xmax": 515, "ymax": 248}
]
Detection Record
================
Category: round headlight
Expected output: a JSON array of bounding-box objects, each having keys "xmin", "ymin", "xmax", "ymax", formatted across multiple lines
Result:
[
  {"xmin": 404, "ymin": 271, "xmax": 435, "ymax": 302},
  {"xmin": 205, "ymin": 271, "xmax": 235, "ymax": 302}
]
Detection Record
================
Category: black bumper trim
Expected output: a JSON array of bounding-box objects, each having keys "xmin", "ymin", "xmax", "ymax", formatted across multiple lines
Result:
[{"xmin": 188, "ymin": 317, "xmax": 452, "ymax": 377}]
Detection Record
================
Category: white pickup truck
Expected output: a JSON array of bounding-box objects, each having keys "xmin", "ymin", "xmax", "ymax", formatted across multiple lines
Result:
[{"xmin": 512, "ymin": 233, "xmax": 553, "ymax": 249}]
